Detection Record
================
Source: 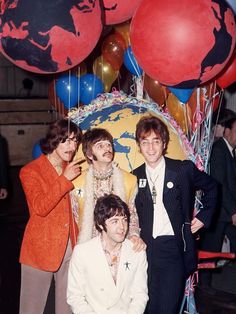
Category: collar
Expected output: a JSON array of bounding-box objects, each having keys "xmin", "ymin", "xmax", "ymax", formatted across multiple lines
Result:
[
  {"xmin": 223, "ymin": 137, "xmax": 234, "ymax": 156},
  {"xmin": 146, "ymin": 156, "xmax": 165, "ymax": 177},
  {"xmin": 47, "ymin": 154, "xmax": 63, "ymax": 174},
  {"xmin": 100, "ymin": 235, "xmax": 122, "ymax": 255},
  {"xmin": 93, "ymin": 165, "xmax": 113, "ymax": 180}
]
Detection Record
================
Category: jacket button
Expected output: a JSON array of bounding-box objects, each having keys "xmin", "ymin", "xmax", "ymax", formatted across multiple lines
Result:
[{"xmin": 64, "ymin": 223, "xmax": 69, "ymax": 228}]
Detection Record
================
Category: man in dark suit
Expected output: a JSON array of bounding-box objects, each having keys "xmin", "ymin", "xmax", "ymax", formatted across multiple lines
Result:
[
  {"xmin": 133, "ymin": 115, "xmax": 217, "ymax": 314},
  {"xmin": 200, "ymin": 117, "xmax": 236, "ymax": 287}
]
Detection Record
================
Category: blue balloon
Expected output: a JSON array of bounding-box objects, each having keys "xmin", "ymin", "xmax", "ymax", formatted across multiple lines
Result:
[
  {"xmin": 32, "ymin": 141, "xmax": 42, "ymax": 159},
  {"xmin": 226, "ymin": 0, "xmax": 236, "ymax": 14},
  {"xmin": 124, "ymin": 46, "xmax": 143, "ymax": 76},
  {"xmin": 80, "ymin": 74, "xmax": 104, "ymax": 105},
  {"xmin": 168, "ymin": 86, "xmax": 195, "ymax": 103},
  {"xmin": 55, "ymin": 75, "xmax": 79, "ymax": 109}
]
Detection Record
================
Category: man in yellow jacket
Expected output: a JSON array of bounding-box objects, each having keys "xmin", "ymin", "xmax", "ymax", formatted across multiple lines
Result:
[{"xmin": 72, "ymin": 128, "xmax": 144, "ymax": 251}]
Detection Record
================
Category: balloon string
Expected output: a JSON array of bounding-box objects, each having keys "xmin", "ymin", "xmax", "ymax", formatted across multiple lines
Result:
[
  {"xmin": 101, "ymin": 56, "xmax": 105, "ymax": 87},
  {"xmin": 77, "ymin": 66, "xmax": 80, "ymax": 110},
  {"xmin": 68, "ymin": 70, "xmax": 71, "ymax": 137},
  {"xmin": 53, "ymin": 77, "xmax": 58, "ymax": 119}
]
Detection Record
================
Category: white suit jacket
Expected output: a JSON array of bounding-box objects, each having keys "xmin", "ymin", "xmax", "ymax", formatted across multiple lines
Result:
[{"xmin": 67, "ymin": 237, "xmax": 148, "ymax": 314}]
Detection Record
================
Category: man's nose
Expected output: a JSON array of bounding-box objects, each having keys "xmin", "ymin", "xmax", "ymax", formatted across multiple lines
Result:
[
  {"xmin": 118, "ymin": 220, "xmax": 125, "ymax": 230},
  {"xmin": 147, "ymin": 142, "xmax": 155, "ymax": 149},
  {"xmin": 69, "ymin": 141, "xmax": 78, "ymax": 150}
]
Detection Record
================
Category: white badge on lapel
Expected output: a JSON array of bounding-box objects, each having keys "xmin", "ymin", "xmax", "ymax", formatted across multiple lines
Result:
[
  {"xmin": 139, "ymin": 179, "xmax": 147, "ymax": 188},
  {"xmin": 167, "ymin": 181, "xmax": 174, "ymax": 189}
]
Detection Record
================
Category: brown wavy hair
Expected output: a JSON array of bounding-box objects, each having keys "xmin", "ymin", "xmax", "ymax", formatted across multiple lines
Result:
[
  {"xmin": 94, "ymin": 194, "xmax": 130, "ymax": 233},
  {"xmin": 82, "ymin": 128, "xmax": 114, "ymax": 164},
  {"xmin": 135, "ymin": 115, "xmax": 170, "ymax": 155},
  {"xmin": 40, "ymin": 119, "xmax": 82, "ymax": 154}
]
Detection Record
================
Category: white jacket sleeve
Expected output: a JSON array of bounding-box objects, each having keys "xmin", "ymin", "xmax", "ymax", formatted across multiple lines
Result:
[
  {"xmin": 128, "ymin": 250, "xmax": 149, "ymax": 314},
  {"xmin": 67, "ymin": 246, "xmax": 96, "ymax": 314}
]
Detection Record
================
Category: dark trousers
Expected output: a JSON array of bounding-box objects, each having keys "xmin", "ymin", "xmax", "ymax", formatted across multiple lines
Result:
[{"xmin": 146, "ymin": 236, "xmax": 186, "ymax": 314}]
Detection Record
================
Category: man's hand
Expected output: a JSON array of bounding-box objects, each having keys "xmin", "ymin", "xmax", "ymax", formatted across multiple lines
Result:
[
  {"xmin": 232, "ymin": 213, "xmax": 236, "ymax": 226},
  {"xmin": 130, "ymin": 235, "xmax": 146, "ymax": 252},
  {"xmin": 63, "ymin": 159, "xmax": 85, "ymax": 181},
  {"xmin": 0, "ymin": 188, "xmax": 8, "ymax": 200},
  {"xmin": 191, "ymin": 217, "xmax": 204, "ymax": 234}
]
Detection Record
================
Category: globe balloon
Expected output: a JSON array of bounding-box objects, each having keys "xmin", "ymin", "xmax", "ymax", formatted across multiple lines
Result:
[
  {"xmin": 0, "ymin": 0, "xmax": 102, "ymax": 74},
  {"xmin": 130, "ymin": 0, "xmax": 236, "ymax": 88}
]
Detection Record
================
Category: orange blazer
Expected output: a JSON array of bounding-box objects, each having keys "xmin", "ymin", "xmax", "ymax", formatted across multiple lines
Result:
[{"xmin": 19, "ymin": 154, "xmax": 77, "ymax": 272}]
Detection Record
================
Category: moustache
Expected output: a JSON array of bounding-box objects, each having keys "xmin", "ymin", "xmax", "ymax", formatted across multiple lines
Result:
[{"xmin": 103, "ymin": 151, "xmax": 113, "ymax": 157}]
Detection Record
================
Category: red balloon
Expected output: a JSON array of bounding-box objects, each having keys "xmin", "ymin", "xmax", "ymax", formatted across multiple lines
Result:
[
  {"xmin": 102, "ymin": 32, "xmax": 126, "ymax": 70},
  {"xmin": 216, "ymin": 53, "xmax": 236, "ymax": 88},
  {"xmin": 0, "ymin": 1, "xmax": 102, "ymax": 74},
  {"xmin": 130, "ymin": 0, "xmax": 236, "ymax": 88},
  {"xmin": 103, "ymin": 0, "xmax": 142, "ymax": 25},
  {"xmin": 144, "ymin": 74, "xmax": 168, "ymax": 107}
]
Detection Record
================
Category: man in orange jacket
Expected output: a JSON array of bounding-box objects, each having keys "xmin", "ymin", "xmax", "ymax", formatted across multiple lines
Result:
[{"xmin": 19, "ymin": 119, "xmax": 83, "ymax": 314}]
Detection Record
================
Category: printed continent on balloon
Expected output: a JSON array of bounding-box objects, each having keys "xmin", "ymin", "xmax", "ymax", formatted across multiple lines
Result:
[{"xmin": 103, "ymin": 0, "xmax": 142, "ymax": 25}]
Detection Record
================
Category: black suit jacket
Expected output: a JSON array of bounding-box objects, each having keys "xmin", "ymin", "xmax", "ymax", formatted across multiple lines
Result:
[
  {"xmin": 133, "ymin": 157, "xmax": 217, "ymax": 277},
  {"xmin": 210, "ymin": 138, "xmax": 236, "ymax": 222}
]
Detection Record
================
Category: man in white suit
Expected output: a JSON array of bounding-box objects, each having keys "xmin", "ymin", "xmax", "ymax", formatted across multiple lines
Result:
[{"xmin": 67, "ymin": 194, "xmax": 148, "ymax": 314}]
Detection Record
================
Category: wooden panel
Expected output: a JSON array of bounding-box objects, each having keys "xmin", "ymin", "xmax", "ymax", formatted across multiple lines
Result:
[{"xmin": 0, "ymin": 124, "xmax": 48, "ymax": 166}]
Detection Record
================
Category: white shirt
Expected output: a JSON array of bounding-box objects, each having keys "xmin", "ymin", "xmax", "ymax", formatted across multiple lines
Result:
[{"xmin": 146, "ymin": 157, "xmax": 174, "ymax": 238}]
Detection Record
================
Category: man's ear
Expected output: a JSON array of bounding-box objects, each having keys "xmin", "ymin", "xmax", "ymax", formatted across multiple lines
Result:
[{"xmin": 86, "ymin": 152, "xmax": 93, "ymax": 162}]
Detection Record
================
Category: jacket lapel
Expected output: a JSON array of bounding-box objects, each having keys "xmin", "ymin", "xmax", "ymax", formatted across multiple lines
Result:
[
  {"xmin": 109, "ymin": 240, "xmax": 131, "ymax": 307},
  {"xmin": 96, "ymin": 238, "xmax": 118, "ymax": 291},
  {"xmin": 136, "ymin": 164, "xmax": 152, "ymax": 203},
  {"xmin": 163, "ymin": 159, "xmax": 177, "ymax": 197}
]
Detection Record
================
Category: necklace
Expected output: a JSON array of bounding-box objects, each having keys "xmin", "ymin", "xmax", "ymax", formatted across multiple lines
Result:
[
  {"xmin": 93, "ymin": 168, "xmax": 113, "ymax": 201},
  {"xmin": 93, "ymin": 167, "xmax": 113, "ymax": 180},
  {"xmin": 149, "ymin": 174, "xmax": 159, "ymax": 204}
]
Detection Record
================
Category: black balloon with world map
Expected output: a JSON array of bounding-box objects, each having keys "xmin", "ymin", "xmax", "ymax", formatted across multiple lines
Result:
[{"xmin": 0, "ymin": 0, "xmax": 102, "ymax": 74}]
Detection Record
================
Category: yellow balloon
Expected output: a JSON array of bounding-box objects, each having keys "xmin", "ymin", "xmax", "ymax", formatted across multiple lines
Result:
[
  {"xmin": 115, "ymin": 21, "xmax": 130, "ymax": 48},
  {"xmin": 166, "ymin": 93, "xmax": 189, "ymax": 134},
  {"xmin": 93, "ymin": 55, "xmax": 119, "ymax": 92}
]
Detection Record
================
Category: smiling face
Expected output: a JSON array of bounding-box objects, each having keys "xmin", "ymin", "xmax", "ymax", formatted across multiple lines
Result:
[
  {"xmin": 139, "ymin": 131, "xmax": 165, "ymax": 168},
  {"xmin": 51, "ymin": 132, "xmax": 79, "ymax": 163},
  {"xmin": 102, "ymin": 214, "xmax": 128, "ymax": 248}
]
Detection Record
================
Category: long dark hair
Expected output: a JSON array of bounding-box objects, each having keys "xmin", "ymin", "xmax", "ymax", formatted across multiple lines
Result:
[{"xmin": 40, "ymin": 119, "xmax": 82, "ymax": 154}]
